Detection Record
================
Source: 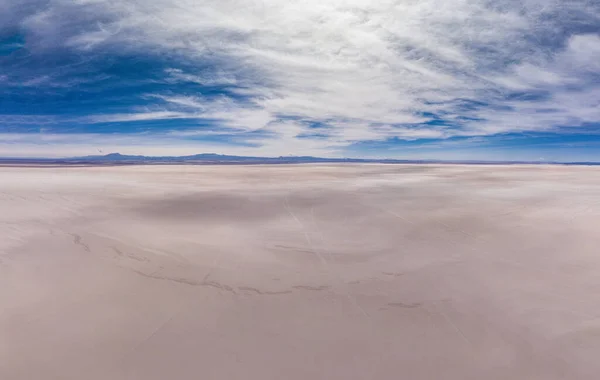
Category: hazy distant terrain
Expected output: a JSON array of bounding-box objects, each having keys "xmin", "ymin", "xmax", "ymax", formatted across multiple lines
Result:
[
  {"xmin": 2, "ymin": 164, "xmax": 600, "ymax": 379},
  {"xmin": 1, "ymin": 152, "xmax": 599, "ymax": 166}
]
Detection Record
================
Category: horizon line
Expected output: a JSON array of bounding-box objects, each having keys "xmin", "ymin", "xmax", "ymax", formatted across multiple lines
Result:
[{"xmin": 0, "ymin": 152, "xmax": 599, "ymax": 166}]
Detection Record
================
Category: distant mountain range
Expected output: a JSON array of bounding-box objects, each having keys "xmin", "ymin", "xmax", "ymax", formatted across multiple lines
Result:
[
  {"xmin": 0, "ymin": 152, "xmax": 598, "ymax": 165},
  {"xmin": 71, "ymin": 152, "xmax": 424, "ymax": 164},
  {"xmin": 78, "ymin": 152, "xmax": 367, "ymax": 163}
]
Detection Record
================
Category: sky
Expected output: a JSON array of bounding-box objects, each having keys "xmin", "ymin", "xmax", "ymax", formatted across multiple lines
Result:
[{"xmin": 1, "ymin": 0, "xmax": 600, "ymax": 161}]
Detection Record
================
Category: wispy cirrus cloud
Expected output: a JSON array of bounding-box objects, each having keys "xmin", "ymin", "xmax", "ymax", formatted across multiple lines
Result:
[{"xmin": 1, "ymin": 0, "xmax": 600, "ymax": 159}]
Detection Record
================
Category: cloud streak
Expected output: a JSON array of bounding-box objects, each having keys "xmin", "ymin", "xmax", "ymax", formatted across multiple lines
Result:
[{"xmin": 1, "ymin": 0, "xmax": 600, "ymax": 158}]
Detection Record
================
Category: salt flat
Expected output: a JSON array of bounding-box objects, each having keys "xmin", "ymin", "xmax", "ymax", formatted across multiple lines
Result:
[{"xmin": 1, "ymin": 164, "xmax": 600, "ymax": 379}]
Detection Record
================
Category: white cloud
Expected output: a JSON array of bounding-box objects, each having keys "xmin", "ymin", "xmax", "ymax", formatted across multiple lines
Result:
[
  {"xmin": 0, "ymin": 132, "xmax": 339, "ymax": 158},
  {"xmin": 165, "ymin": 68, "xmax": 238, "ymax": 87},
  {"xmin": 464, "ymin": 33, "xmax": 600, "ymax": 136},
  {"xmin": 152, "ymin": 94, "xmax": 275, "ymax": 131},
  {"xmin": 4, "ymin": 0, "xmax": 600, "ymax": 156},
  {"xmin": 88, "ymin": 111, "xmax": 193, "ymax": 123},
  {"xmin": 566, "ymin": 34, "xmax": 600, "ymax": 72}
]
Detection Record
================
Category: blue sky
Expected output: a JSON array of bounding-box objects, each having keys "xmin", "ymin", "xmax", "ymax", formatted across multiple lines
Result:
[{"xmin": 1, "ymin": 0, "xmax": 600, "ymax": 160}]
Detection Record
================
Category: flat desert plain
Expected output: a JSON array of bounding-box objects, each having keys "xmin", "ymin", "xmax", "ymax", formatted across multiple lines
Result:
[{"xmin": 1, "ymin": 164, "xmax": 600, "ymax": 379}]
